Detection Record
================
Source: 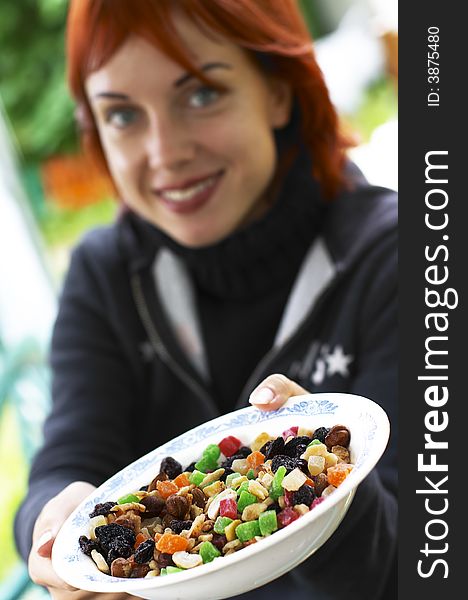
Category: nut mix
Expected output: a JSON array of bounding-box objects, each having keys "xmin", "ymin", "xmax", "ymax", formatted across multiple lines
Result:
[{"xmin": 78, "ymin": 424, "xmax": 353, "ymax": 578}]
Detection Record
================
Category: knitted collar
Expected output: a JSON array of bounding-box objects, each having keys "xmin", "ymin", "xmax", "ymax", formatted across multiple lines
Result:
[{"xmin": 123, "ymin": 148, "xmax": 326, "ymax": 299}]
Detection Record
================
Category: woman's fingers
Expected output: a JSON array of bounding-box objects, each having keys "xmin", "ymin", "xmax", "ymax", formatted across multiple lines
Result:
[
  {"xmin": 29, "ymin": 533, "xmax": 77, "ymax": 591},
  {"xmin": 248, "ymin": 373, "xmax": 309, "ymax": 411},
  {"xmin": 28, "ymin": 481, "xmax": 96, "ymax": 591}
]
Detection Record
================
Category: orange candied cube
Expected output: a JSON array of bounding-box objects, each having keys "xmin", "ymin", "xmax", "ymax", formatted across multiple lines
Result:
[
  {"xmin": 155, "ymin": 532, "xmax": 189, "ymax": 554},
  {"xmin": 156, "ymin": 480, "xmax": 179, "ymax": 499},
  {"xmin": 173, "ymin": 472, "xmax": 191, "ymax": 488},
  {"xmin": 246, "ymin": 451, "xmax": 265, "ymax": 470},
  {"xmin": 327, "ymin": 463, "xmax": 353, "ymax": 487}
]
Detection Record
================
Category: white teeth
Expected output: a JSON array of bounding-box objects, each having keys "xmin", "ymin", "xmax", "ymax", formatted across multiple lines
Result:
[{"xmin": 159, "ymin": 175, "xmax": 218, "ymax": 202}]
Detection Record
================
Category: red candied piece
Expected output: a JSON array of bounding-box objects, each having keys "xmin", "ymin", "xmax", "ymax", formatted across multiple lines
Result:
[
  {"xmin": 310, "ymin": 497, "xmax": 325, "ymax": 509},
  {"xmin": 219, "ymin": 497, "xmax": 238, "ymax": 520},
  {"xmin": 282, "ymin": 426, "xmax": 299, "ymax": 440},
  {"xmin": 277, "ymin": 507, "xmax": 300, "ymax": 528},
  {"xmin": 284, "ymin": 490, "xmax": 295, "ymax": 507},
  {"xmin": 218, "ymin": 435, "xmax": 242, "ymax": 457}
]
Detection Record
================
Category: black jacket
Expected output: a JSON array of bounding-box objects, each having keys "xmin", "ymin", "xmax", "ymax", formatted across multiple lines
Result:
[{"xmin": 15, "ymin": 166, "xmax": 397, "ymax": 599}]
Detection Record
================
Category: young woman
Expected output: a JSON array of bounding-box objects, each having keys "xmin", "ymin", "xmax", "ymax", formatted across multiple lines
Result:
[{"xmin": 16, "ymin": 1, "xmax": 397, "ymax": 598}]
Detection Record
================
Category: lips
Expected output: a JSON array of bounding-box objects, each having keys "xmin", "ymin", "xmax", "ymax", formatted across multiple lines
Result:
[{"xmin": 153, "ymin": 171, "xmax": 224, "ymax": 214}]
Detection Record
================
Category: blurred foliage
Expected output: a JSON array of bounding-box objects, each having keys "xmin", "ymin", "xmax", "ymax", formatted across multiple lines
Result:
[
  {"xmin": 39, "ymin": 196, "xmax": 118, "ymax": 248},
  {"xmin": 0, "ymin": 0, "xmax": 77, "ymax": 163},
  {"xmin": 345, "ymin": 77, "xmax": 398, "ymax": 143},
  {"xmin": 0, "ymin": 406, "xmax": 28, "ymax": 581}
]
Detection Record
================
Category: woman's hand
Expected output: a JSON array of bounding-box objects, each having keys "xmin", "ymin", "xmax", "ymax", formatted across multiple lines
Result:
[
  {"xmin": 28, "ymin": 481, "xmax": 158, "ymax": 600},
  {"xmin": 248, "ymin": 373, "xmax": 309, "ymax": 411},
  {"xmin": 28, "ymin": 481, "xmax": 96, "ymax": 592}
]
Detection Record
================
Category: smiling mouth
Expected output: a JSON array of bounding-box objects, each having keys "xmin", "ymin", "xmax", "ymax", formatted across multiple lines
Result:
[
  {"xmin": 153, "ymin": 171, "xmax": 224, "ymax": 215},
  {"xmin": 155, "ymin": 172, "xmax": 223, "ymax": 203}
]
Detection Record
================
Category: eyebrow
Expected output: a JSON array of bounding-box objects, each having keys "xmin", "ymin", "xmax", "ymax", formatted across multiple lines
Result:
[
  {"xmin": 174, "ymin": 61, "xmax": 232, "ymax": 87},
  {"xmin": 93, "ymin": 62, "xmax": 232, "ymax": 100}
]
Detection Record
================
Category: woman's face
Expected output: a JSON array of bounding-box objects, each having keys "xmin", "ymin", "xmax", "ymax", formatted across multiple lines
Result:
[{"xmin": 85, "ymin": 15, "xmax": 291, "ymax": 247}]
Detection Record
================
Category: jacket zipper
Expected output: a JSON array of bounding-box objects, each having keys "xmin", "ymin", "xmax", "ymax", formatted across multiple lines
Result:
[{"xmin": 130, "ymin": 273, "xmax": 214, "ymax": 408}]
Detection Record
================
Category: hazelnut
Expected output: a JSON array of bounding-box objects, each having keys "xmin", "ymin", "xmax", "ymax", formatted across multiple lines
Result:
[
  {"xmin": 140, "ymin": 494, "xmax": 165, "ymax": 518},
  {"xmin": 325, "ymin": 425, "xmax": 350, "ymax": 449},
  {"xmin": 166, "ymin": 494, "xmax": 190, "ymax": 519}
]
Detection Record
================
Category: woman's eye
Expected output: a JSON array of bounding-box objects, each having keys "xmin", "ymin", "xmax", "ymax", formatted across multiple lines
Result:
[
  {"xmin": 105, "ymin": 107, "xmax": 139, "ymax": 129},
  {"xmin": 187, "ymin": 86, "xmax": 221, "ymax": 109}
]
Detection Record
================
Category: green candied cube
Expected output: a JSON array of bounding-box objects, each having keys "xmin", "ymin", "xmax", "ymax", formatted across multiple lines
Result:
[
  {"xmin": 189, "ymin": 469, "xmax": 206, "ymax": 485},
  {"xmin": 199, "ymin": 541, "xmax": 222, "ymax": 563},
  {"xmin": 237, "ymin": 490, "xmax": 257, "ymax": 513},
  {"xmin": 308, "ymin": 439, "xmax": 323, "ymax": 446},
  {"xmin": 195, "ymin": 456, "xmax": 218, "ymax": 473},
  {"xmin": 246, "ymin": 469, "xmax": 255, "ymax": 480},
  {"xmin": 214, "ymin": 516, "xmax": 234, "ymax": 534},
  {"xmin": 203, "ymin": 443, "xmax": 221, "ymax": 462},
  {"xmin": 160, "ymin": 568, "xmax": 167, "ymax": 576},
  {"xmin": 117, "ymin": 493, "xmax": 140, "ymax": 504},
  {"xmin": 166, "ymin": 566, "xmax": 184, "ymax": 574},
  {"xmin": 237, "ymin": 481, "xmax": 250, "ymax": 495},
  {"xmin": 258, "ymin": 510, "xmax": 278, "ymax": 536},
  {"xmin": 269, "ymin": 465, "xmax": 287, "ymax": 500},
  {"xmin": 235, "ymin": 520, "xmax": 261, "ymax": 542},
  {"xmin": 225, "ymin": 472, "xmax": 242, "ymax": 487}
]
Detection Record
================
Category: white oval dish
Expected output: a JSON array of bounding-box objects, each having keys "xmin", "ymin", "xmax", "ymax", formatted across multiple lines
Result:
[{"xmin": 52, "ymin": 393, "xmax": 390, "ymax": 599}]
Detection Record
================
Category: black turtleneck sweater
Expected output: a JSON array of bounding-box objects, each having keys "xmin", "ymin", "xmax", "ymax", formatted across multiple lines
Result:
[{"xmin": 145, "ymin": 150, "xmax": 326, "ymax": 413}]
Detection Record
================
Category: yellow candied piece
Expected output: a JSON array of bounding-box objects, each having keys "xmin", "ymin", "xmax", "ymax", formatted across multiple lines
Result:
[
  {"xmin": 324, "ymin": 452, "xmax": 338, "ymax": 469},
  {"xmin": 307, "ymin": 455, "xmax": 326, "ymax": 476},
  {"xmin": 250, "ymin": 432, "xmax": 273, "ymax": 453},
  {"xmin": 300, "ymin": 442, "xmax": 328, "ymax": 460},
  {"xmin": 224, "ymin": 519, "xmax": 242, "ymax": 542}
]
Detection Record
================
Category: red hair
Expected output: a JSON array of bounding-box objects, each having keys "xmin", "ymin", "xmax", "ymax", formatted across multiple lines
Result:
[{"xmin": 67, "ymin": 0, "xmax": 352, "ymax": 199}]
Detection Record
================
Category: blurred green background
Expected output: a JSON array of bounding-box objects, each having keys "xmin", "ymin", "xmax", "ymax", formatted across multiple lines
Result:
[{"xmin": 0, "ymin": 1, "xmax": 397, "ymax": 598}]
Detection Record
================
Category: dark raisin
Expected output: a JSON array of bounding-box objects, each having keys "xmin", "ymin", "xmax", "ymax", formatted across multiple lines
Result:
[
  {"xmin": 157, "ymin": 553, "xmax": 174, "ymax": 568},
  {"xmin": 271, "ymin": 454, "xmax": 297, "ymax": 474},
  {"xmin": 220, "ymin": 467, "xmax": 234, "ymax": 482},
  {"xmin": 283, "ymin": 436, "xmax": 312, "ymax": 458},
  {"xmin": 89, "ymin": 502, "xmax": 117, "ymax": 518},
  {"xmin": 312, "ymin": 427, "xmax": 329, "ymax": 443},
  {"xmin": 134, "ymin": 539, "xmax": 155, "ymax": 564},
  {"xmin": 260, "ymin": 436, "xmax": 285, "ymax": 460},
  {"xmin": 107, "ymin": 536, "xmax": 133, "ymax": 565},
  {"xmin": 78, "ymin": 535, "xmax": 98, "ymax": 556},
  {"xmin": 292, "ymin": 484, "xmax": 316, "ymax": 507},
  {"xmin": 211, "ymin": 533, "xmax": 227, "ymax": 551},
  {"xmin": 170, "ymin": 519, "xmax": 193, "ymax": 534},
  {"xmin": 184, "ymin": 461, "xmax": 197, "ymax": 472},
  {"xmin": 94, "ymin": 523, "xmax": 136, "ymax": 553},
  {"xmin": 160, "ymin": 456, "xmax": 183, "ymax": 479},
  {"xmin": 139, "ymin": 485, "xmax": 148, "ymax": 492},
  {"xmin": 270, "ymin": 455, "xmax": 308, "ymax": 474},
  {"xmin": 295, "ymin": 458, "xmax": 309, "ymax": 474},
  {"xmin": 237, "ymin": 446, "xmax": 252, "ymax": 458}
]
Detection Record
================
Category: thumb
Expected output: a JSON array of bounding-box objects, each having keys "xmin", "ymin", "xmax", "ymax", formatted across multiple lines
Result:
[{"xmin": 249, "ymin": 373, "xmax": 309, "ymax": 412}]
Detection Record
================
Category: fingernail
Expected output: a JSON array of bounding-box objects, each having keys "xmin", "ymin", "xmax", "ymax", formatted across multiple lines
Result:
[
  {"xmin": 249, "ymin": 387, "xmax": 275, "ymax": 405},
  {"xmin": 37, "ymin": 530, "xmax": 54, "ymax": 555}
]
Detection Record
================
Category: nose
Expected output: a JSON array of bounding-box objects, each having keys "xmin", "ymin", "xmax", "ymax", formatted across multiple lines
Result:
[{"xmin": 145, "ymin": 112, "xmax": 195, "ymax": 171}]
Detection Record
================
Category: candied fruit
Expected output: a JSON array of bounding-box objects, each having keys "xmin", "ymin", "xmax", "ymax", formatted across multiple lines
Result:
[
  {"xmin": 156, "ymin": 480, "xmax": 179, "ymax": 499},
  {"xmin": 218, "ymin": 435, "xmax": 242, "ymax": 457},
  {"xmin": 327, "ymin": 463, "xmax": 353, "ymax": 487},
  {"xmin": 155, "ymin": 532, "xmax": 189, "ymax": 554}
]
